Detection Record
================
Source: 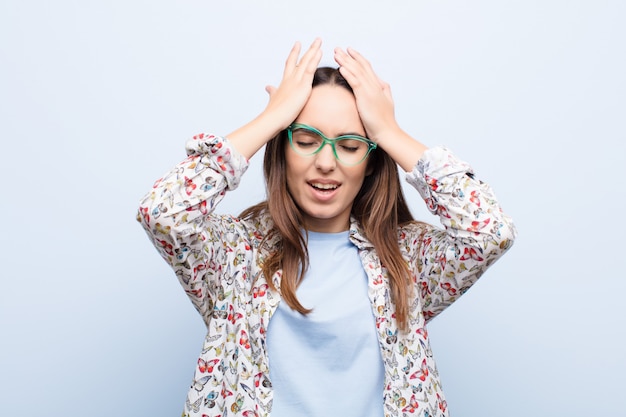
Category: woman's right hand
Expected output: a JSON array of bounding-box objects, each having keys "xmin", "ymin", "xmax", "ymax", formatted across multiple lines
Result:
[
  {"xmin": 227, "ymin": 39, "xmax": 322, "ymax": 160},
  {"xmin": 263, "ymin": 38, "xmax": 323, "ymax": 128}
]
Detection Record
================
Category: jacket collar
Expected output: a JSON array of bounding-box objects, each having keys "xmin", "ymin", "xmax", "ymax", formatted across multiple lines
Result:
[{"xmin": 348, "ymin": 216, "xmax": 374, "ymax": 251}]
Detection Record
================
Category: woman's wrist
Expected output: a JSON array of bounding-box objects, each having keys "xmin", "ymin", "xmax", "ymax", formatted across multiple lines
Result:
[
  {"xmin": 227, "ymin": 111, "xmax": 286, "ymax": 160},
  {"xmin": 373, "ymin": 126, "xmax": 428, "ymax": 172}
]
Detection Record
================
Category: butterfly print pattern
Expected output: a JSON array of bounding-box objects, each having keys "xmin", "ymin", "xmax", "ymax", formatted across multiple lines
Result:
[{"xmin": 138, "ymin": 134, "xmax": 516, "ymax": 416}]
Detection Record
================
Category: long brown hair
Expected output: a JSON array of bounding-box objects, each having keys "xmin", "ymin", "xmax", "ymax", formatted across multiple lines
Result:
[{"xmin": 240, "ymin": 67, "xmax": 417, "ymax": 331}]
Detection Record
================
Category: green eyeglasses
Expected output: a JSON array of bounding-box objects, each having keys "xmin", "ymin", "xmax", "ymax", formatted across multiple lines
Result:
[{"xmin": 287, "ymin": 123, "xmax": 377, "ymax": 166}]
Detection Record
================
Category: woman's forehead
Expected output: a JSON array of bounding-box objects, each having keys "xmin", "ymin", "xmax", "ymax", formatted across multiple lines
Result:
[{"xmin": 295, "ymin": 85, "xmax": 365, "ymax": 136}]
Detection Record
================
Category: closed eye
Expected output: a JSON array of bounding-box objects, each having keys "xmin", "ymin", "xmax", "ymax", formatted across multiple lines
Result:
[
  {"xmin": 296, "ymin": 140, "xmax": 319, "ymax": 148},
  {"xmin": 338, "ymin": 144, "xmax": 360, "ymax": 152},
  {"xmin": 337, "ymin": 139, "xmax": 366, "ymax": 153},
  {"xmin": 293, "ymin": 129, "xmax": 322, "ymax": 148}
]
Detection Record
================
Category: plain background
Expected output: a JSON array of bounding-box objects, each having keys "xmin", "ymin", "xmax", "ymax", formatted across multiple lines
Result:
[{"xmin": 1, "ymin": 1, "xmax": 624, "ymax": 415}]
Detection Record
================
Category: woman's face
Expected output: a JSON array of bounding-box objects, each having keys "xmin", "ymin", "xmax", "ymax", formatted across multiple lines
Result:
[{"xmin": 285, "ymin": 85, "xmax": 370, "ymax": 233}]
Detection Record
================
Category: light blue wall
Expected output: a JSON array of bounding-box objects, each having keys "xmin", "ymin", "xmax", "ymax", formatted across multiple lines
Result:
[{"xmin": 1, "ymin": 1, "xmax": 624, "ymax": 415}]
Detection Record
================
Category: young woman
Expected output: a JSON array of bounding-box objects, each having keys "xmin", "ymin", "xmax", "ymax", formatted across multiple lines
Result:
[{"xmin": 137, "ymin": 39, "xmax": 516, "ymax": 417}]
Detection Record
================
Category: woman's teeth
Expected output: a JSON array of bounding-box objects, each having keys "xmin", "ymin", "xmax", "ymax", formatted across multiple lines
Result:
[{"xmin": 311, "ymin": 183, "xmax": 338, "ymax": 190}]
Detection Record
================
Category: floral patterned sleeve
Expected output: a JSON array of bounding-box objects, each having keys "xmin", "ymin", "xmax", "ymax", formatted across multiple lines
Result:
[
  {"xmin": 136, "ymin": 134, "xmax": 249, "ymax": 323},
  {"xmin": 405, "ymin": 146, "xmax": 517, "ymax": 322}
]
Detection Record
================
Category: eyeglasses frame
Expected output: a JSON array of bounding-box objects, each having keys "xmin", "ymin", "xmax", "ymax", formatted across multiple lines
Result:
[{"xmin": 286, "ymin": 123, "xmax": 377, "ymax": 166}]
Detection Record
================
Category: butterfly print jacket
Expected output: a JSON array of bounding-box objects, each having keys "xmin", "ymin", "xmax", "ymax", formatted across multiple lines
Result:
[{"xmin": 137, "ymin": 133, "xmax": 516, "ymax": 417}]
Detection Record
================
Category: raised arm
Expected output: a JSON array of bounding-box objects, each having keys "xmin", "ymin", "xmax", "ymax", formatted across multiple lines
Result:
[
  {"xmin": 137, "ymin": 40, "xmax": 324, "ymax": 323},
  {"xmin": 334, "ymin": 46, "xmax": 516, "ymax": 321}
]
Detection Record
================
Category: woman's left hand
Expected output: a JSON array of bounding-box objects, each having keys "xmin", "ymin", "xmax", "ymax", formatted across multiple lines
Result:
[
  {"xmin": 333, "ymin": 47, "xmax": 400, "ymax": 144},
  {"xmin": 334, "ymin": 47, "xmax": 427, "ymax": 171}
]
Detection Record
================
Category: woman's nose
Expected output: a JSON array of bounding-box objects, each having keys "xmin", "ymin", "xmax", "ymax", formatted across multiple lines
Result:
[{"xmin": 314, "ymin": 143, "xmax": 337, "ymax": 171}]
